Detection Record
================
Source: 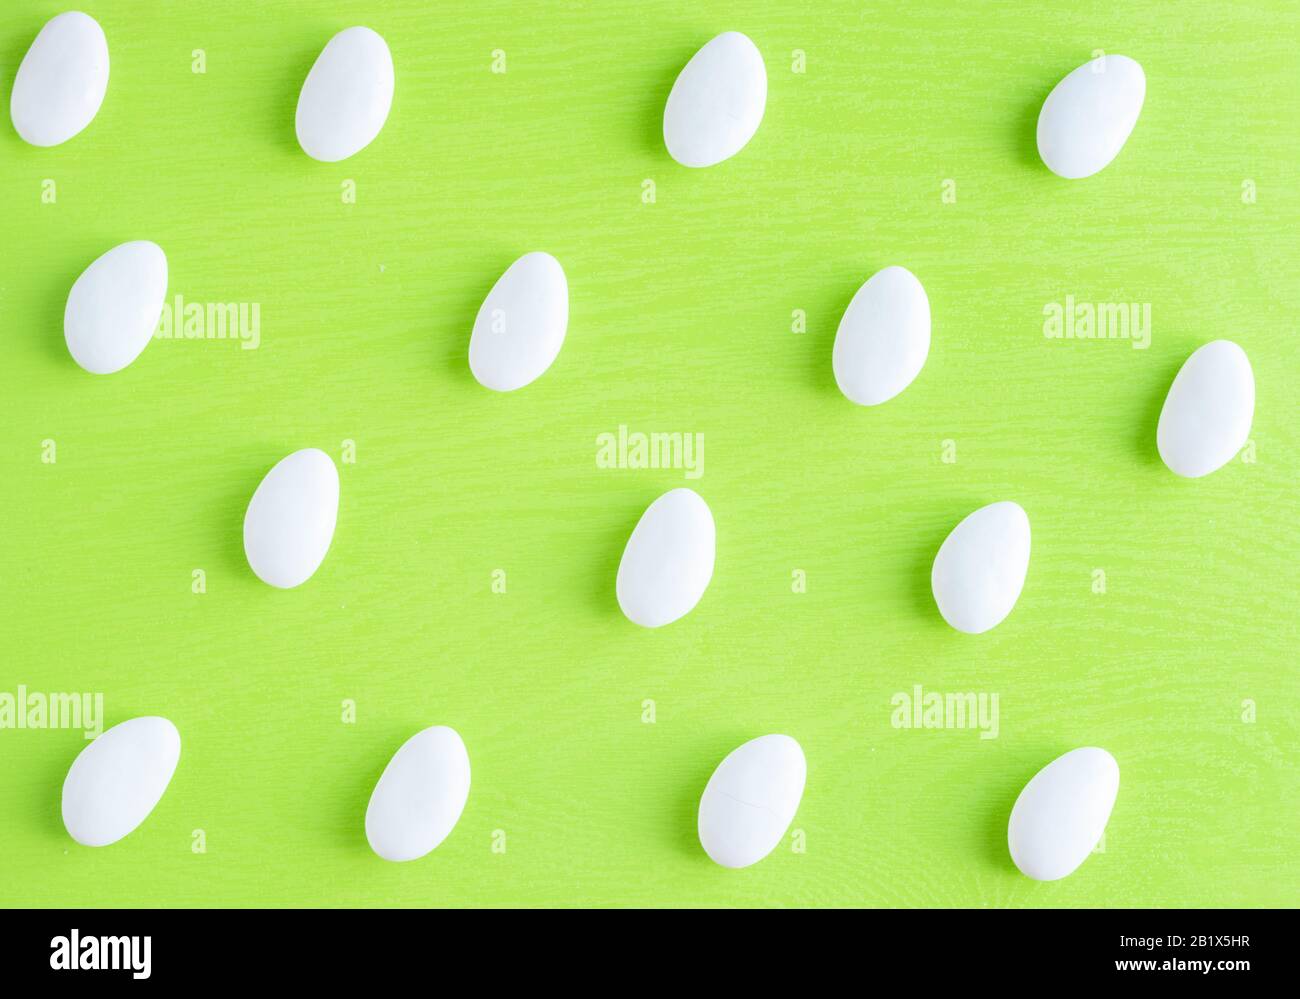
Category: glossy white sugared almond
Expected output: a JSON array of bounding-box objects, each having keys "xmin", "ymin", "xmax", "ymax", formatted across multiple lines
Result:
[
  {"xmin": 11, "ymin": 12, "xmax": 109, "ymax": 147},
  {"xmin": 62, "ymin": 717, "xmax": 180, "ymax": 847},
  {"xmin": 1157, "ymin": 340, "xmax": 1254, "ymax": 478},
  {"xmin": 64, "ymin": 240, "xmax": 167, "ymax": 374},
  {"xmin": 243, "ymin": 448, "xmax": 339, "ymax": 588},
  {"xmin": 617, "ymin": 488, "xmax": 715, "ymax": 628},
  {"xmin": 931, "ymin": 502, "xmax": 1031, "ymax": 634},
  {"xmin": 1037, "ymin": 54, "xmax": 1145, "ymax": 179},
  {"xmin": 366, "ymin": 726, "xmax": 471, "ymax": 862},
  {"xmin": 296, "ymin": 26, "xmax": 394, "ymax": 162},
  {"xmin": 1008, "ymin": 747, "xmax": 1119, "ymax": 881},
  {"xmin": 832, "ymin": 265, "xmax": 931, "ymax": 406},
  {"xmin": 698, "ymin": 734, "xmax": 805, "ymax": 868},
  {"xmin": 663, "ymin": 32, "xmax": 766, "ymax": 168},
  {"xmin": 468, "ymin": 252, "xmax": 568, "ymax": 392}
]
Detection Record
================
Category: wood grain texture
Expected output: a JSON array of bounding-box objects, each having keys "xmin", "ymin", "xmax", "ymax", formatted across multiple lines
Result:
[{"xmin": 0, "ymin": 0, "xmax": 1296, "ymax": 907}]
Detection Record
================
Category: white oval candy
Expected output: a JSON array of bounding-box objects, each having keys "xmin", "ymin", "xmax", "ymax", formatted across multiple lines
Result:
[
  {"xmin": 10, "ymin": 11, "xmax": 109, "ymax": 147},
  {"xmin": 366, "ymin": 726, "xmax": 470, "ymax": 862},
  {"xmin": 1008, "ymin": 747, "xmax": 1119, "ymax": 881},
  {"xmin": 832, "ymin": 265, "xmax": 931, "ymax": 406},
  {"xmin": 663, "ymin": 31, "xmax": 766, "ymax": 168},
  {"xmin": 468, "ymin": 252, "xmax": 568, "ymax": 392},
  {"xmin": 931, "ymin": 501, "xmax": 1031, "ymax": 634},
  {"xmin": 1157, "ymin": 340, "xmax": 1254, "ymax": 478},
  {"xmin": 64, "ymin": 240, "xmax": 168, "ymax": 374},
  {"xmin": 698, "ymin": 734, "xmax": 805, "ymax": 868},
  {"xmin": 243, "ymin": 448, "xmax": 339, "ymax": 588},
  {"xmin": 1037, "ymin": 54, "xmax": 1145, "ymax": 179},
  {"xmin": 616, "ymin": 488, "xmax": 715, "ymax": 628},
  {"xmin": 295, "ymin": 26, "xmax": 394, "ymax": 162},
  {"xmin": 62, "ymin": 716, "xmax": 180, "ymax": 847}
]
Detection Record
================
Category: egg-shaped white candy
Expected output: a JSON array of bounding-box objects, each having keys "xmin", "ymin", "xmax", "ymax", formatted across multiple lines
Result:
[
  {"xmin": 1037, "ymin": 54, "xmax": 1145, "ymax": 179},
  {"xmin": 468, "ymin": 252, "xmax": 568, "ymax": 392},
  {"xmin": 64, "ymin": 240, "xmax": 168, "ymax": 375},
  {"xmin": 295, "ymin": 26, "xmax": 394, "ymax": 162},
  {"xmin": 1157, "ymin": 340, "xmax": 1254, "ymax": 478},
  {"xmin": 366, "ymin": 726, "xmax": 471, "ymax": 862},
  {"xmin": 931, "ymin": 501, "xmax": 1031, "ymax": 634},
  {"xmin": 698, "ymin": 734, "xmax": 805, "ymax": 868},
  {"xmin": 62, "ymin": 716, "xmax": 180, "ymax": 847},
  {"xmin": 1008, "ymin": 747, "xmax": 1119, "ymax": 881},
  {"xmin": 616, "ymin": 488, "xmax": 715, "ymax": 628},
  {"xmin": 10, "ymin": 11, "xmax": 109, "ymax": 147},
  {"xmin": 832, "ymin": 265, "xmax": 931, "ymax": 406},
  {"xmin": 663, "ymin": 32, "xmax": 766, "ymax": 168},
  {"xmin": 243, "ymin": 448, "xmax": 339, "ymax": 588}
]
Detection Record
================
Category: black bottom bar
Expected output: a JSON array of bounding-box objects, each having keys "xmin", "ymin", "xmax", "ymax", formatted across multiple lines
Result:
[{"xmin": 0, "ymin": 907, "xmax": 1282, "ymax": 985}]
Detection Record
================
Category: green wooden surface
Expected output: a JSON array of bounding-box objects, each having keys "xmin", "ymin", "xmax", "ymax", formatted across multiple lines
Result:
[{"xmin": 1, "ymin": 0, "xmax": 1296, "ymax": 907}]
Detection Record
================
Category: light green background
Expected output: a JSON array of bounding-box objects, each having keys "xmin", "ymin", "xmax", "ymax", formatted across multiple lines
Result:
[{"xmin": 1, "ymin": 0, "xmax": 1296, "ymax": 908}]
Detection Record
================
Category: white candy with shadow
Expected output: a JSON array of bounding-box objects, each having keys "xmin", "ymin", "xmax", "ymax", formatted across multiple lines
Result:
[
  {"xmin": 832, "ymin": 265, "xmax": 931, "ymax": 406},
  {"xmin": 616, "ymin": 488, "xmax": 715, "ymax": 628},
  {"xmin": 243, "ymin": 448, "xmax": 339, "ymax": 588},
  {"xmin": 931, "ymin": 501, "xmax": 1031, "ymax": 634},
  {"xmin": 64, "ymin": 240, "xmax": 168, "ymax": 374},
  {"xmin": 1037, "ymin": 54, "xmax": 1145, "ymax": 179},
  {"xmin": 10, "ymin": 11, "xmax": 109, "ymax": 147},
  {"xmin": 296, "ymin": 26, "xmax": 394, "ymax": 162},
  {"xmin": 698, "ymin": 734, "xmax": 805, "ymax": 868},
  {"xmin": 663, "ymin": 31, "xmax": 766, "ymax": 168},
  {"xmin": 1157, "ymin": 340, "xmax": 1254, "ymax": 478},
  {"xmin": 1008, "ymin": 747, "xmax": 1119, "ymax": 881},
  {"xmin": 62, "ymin": 716, "xmax": 180, "ymax": 847},
  {"xmin": 366, "ymin": 726, "xmax": 471, "ymax": 862},
  {"xmin": 468, "ymin": 252, "xmax": 569, "ymax": 392}
]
